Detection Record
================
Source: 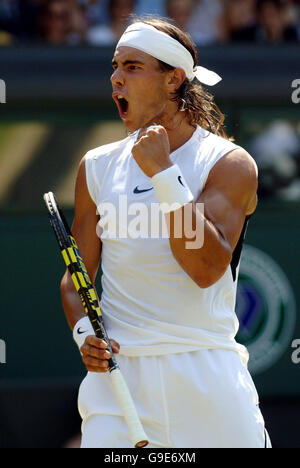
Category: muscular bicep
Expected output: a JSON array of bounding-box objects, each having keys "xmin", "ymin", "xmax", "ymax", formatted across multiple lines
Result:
[
  {"xmin": 71, "ymin": 156, "xmax": 101, "ymax": 283},
  {"xmin": 198, "ymin": 149, "xmax": 258, "ymax": 253}
]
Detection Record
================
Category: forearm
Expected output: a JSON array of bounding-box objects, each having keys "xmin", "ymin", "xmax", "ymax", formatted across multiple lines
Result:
[
  {"xmin": 61, "ymin": 271, "xmax": 120, "ymax": 371},
  {"xmin": 167, "ymin": 202, "xmax": 232, "ymax": 288},
  {"xmin": 60, "ymin": 271, "xmax": 87, "ymax": 330}
]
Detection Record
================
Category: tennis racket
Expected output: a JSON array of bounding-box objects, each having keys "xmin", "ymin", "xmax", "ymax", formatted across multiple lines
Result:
[{"xmin": 43, "ymin": 191, "xmax": 148, "ymax": 448}]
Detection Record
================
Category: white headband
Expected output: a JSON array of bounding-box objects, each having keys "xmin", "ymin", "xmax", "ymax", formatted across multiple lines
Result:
[{"xmin": 116, "ymin": 22, "xmax": 222, "ymax": 86}]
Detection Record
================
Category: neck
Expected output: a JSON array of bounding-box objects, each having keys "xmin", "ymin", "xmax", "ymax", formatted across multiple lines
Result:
[
  {"xmin": 169, "ymin": 124, "xmax": 196, "ymax": 153},
  {"xmin": 150, "ymin": 107, "xmax": 196, "ymax": 153}
]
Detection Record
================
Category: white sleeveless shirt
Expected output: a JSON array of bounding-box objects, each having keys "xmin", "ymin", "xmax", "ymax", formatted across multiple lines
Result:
[{"xmin": 85, "ymin": 125, "xmax": 249, "ymax": 365}]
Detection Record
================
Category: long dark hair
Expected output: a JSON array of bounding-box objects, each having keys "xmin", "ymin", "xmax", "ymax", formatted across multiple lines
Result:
[{"xmin": 130, "ymin": 17, "xmax": 229, "ymax": 139}]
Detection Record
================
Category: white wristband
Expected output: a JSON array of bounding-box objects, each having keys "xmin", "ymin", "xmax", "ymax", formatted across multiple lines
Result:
[
  {"xmin": 151, "ymin": 164, "xmax": 193, "ymax": 213},
  {"xmin": 73, "ymin": 316, "xmax": 95, "ymax": 351}
]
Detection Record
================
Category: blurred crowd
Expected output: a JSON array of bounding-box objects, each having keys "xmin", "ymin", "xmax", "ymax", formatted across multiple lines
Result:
[{"xmin": 0, "ymin": 0, "xmax": 299, "ymax": 46}]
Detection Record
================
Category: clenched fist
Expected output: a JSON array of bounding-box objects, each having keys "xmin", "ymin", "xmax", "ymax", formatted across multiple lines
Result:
[{"xmin": 132, "ymin": 125, "xmax": 173, "ymax": 178}]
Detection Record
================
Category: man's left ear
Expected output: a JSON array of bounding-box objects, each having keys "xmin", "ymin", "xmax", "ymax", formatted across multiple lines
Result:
[{"xmin": 167, "ymin": 68, "xmax": 186, "ymax": 92}]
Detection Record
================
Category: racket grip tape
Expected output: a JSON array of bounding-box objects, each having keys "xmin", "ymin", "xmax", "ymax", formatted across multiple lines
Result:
[{"xmin": 110, "ymin": 368, "xmax": 149, "ymax": 448}]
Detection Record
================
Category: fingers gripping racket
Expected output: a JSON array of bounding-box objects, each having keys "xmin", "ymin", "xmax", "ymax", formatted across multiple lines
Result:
[{"xmin": 43, "ymin": 191, "xmax": 148, "ymax": 448}]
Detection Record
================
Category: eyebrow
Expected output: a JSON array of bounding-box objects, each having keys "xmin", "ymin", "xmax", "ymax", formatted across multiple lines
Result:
[{"xmin": 111, "ymin": 59, "xmax": 145, "ymax": 68}]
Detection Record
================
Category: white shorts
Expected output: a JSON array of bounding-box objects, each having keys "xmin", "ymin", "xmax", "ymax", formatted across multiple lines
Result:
[{"xmin": 78, "ymin": 349, "xmax": 271, "ymax": 448}]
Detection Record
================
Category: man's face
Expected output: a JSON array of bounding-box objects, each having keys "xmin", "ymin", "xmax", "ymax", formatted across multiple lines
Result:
[{"xmin": 111, "ymin": 46, "xmax": 170, "ymax": 131}]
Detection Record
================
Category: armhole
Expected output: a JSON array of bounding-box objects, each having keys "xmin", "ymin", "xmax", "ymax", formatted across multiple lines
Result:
[
  {"xmin": 230, "ymin": 215, "xmax": 251, "ymax": 282},
  {"xmin": 199, "ymin": 140, "xmax": 252, "ymax": 282},
  {"xmin": 84, "ymin": 154, "xmax": 98, "ymax": 206}
]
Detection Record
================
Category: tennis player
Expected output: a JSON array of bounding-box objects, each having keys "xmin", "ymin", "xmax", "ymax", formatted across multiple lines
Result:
[{"xmin": 61, "ymin": 18, "xmax": 271, "ymax": 448}]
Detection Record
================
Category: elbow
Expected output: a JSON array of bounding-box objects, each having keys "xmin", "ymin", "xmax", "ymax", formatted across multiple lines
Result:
[
  {"xmin": 60, "ymin": 271, "xmax": 74, "ymax": 298},
  {"xmin": 195, "ymin": 276, "xmax": 216, "ymax": 289},
  {"xmin": 60, "ymin": 272, "xmax": 68, "ymax": 296},
  {"xmin": 195, "ymin": 273, "xmax": 223, "ymax": 289},
  {"xmin": 194, "ymin": 252, "xmax": 232, "ymax": 289},
  {"xmin": 195, "ymin": 268, "xmax": 227, "ymax": 289}
]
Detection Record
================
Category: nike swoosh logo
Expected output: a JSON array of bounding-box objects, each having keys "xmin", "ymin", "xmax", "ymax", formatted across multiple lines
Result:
[
  {"xmin": 178, "ymin": 176, "xmax": 185, "ymax": 187},
  {"xmin": 77, "ymin": 327, "xmax": 87, "ymax": 335},
  {"xmin": 133, "ymin": 186, "xmax": 154, "ymax": 194}
]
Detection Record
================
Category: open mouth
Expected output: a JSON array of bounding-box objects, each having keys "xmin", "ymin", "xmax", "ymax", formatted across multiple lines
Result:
[{"xmin": 114, "ymin": 94, "xmax": 129, "ymax": 118}]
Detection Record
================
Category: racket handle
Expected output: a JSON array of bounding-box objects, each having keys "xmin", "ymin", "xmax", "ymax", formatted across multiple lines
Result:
[{"xmin": 110, "ymin": 368, "xmax": 149, "ymax": 448}]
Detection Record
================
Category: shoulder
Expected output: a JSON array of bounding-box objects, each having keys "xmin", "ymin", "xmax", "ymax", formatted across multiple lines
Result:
[
  {"xmin": 198, "ymin": 125, "xmax": 258, "ymax": 183},
  {"xmin": 84, "ymin": 132, "xmax": 137, "ymax": 163},
  {"xmin": 199, "ymin": 127, "xmax": 240, "ymax": 154},
  {"xmin": 196, "ymin": 127, "xmax": 256, "ymax": 186},
  {"xmin": 195, "ymin": 128, "xmax": 243, "ymax": 171},
  {"xmin": 205, "ymin": 147, "xmax": 258, "ymax": 215},
  {"xmin": 211, "ymin": 147, "xmax": 258, "ymax": 184}
]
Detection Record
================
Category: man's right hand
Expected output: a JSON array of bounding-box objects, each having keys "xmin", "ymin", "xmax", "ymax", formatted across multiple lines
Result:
[{"xmin": 80, "ymin": 336, "xmax": 120, "ymax": 373}]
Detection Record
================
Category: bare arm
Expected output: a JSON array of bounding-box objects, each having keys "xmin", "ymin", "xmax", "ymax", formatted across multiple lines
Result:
[
  {"xmin": 60, "ymin": 156, "xmax": 101, "ymax": 330},
  {"xmin": 131, "ymin": 126, "xmax": 258, "ymax": 289},
  {"xmin": 60, "ymin": 157, "xmax": 120, "ymax": 372},
  {"xmin": 167, "ymin": 149, "xmax": 258, "ymax": 288}
]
